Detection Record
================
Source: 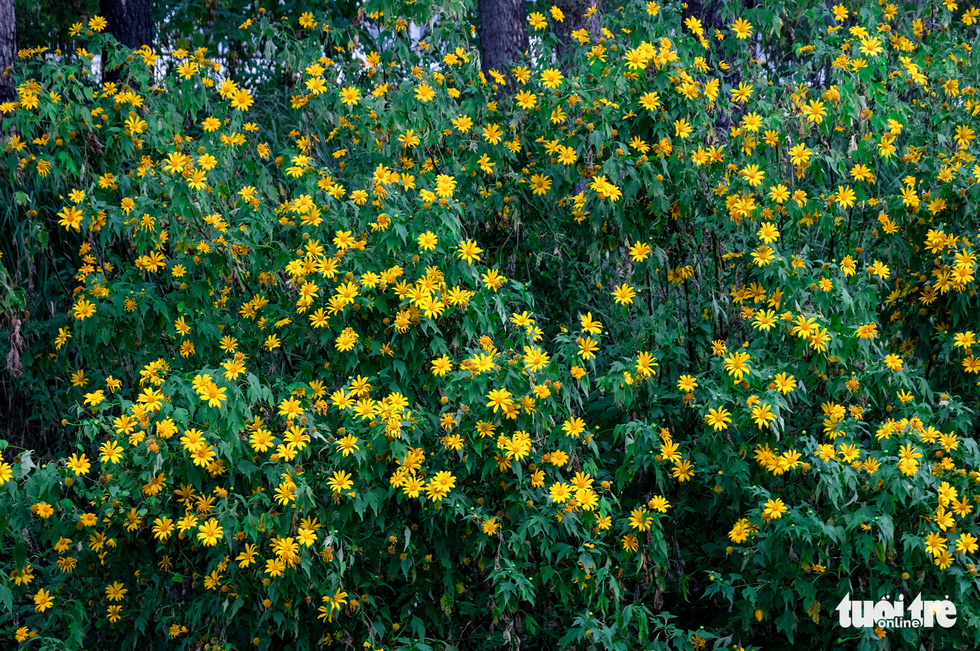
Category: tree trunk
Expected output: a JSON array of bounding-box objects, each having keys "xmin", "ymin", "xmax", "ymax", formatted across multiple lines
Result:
[
  {"xmin": 554, "ymin": 0, "xmax": 600, "ymax": 71},
  {"xmin": 0, "ymin": 0, "xmax": 16, "ymax": 104},
  {"xmin": 478, "ymin": 0, "xmax": 528, "ymax": 95},
  {"xmin": 100, "ymin": 0, "xmax": 152, "ymax": 50},
  {"xmin": 99, "ymin": 0, "xmax": 152, "ymax": 83},
  {"xmin": 683, "ymin": 0, "xmax": 741, "ymax": 131}
]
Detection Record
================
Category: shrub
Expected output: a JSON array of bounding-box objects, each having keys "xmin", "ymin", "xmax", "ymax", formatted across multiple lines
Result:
[{"xmin": 1, "ymin": 2, "xmax": 979, "ymax": 649}]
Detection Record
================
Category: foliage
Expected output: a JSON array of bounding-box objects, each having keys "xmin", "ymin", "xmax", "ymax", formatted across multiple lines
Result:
[{"xmin": 2, "ymin": 1, "xmax": 980, "ymax": 649}]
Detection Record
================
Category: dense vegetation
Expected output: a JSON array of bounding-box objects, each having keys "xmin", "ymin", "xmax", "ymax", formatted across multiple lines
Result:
[{"xmin": 2, "ymin": 0, "xmax": 980, "ymax": 649}]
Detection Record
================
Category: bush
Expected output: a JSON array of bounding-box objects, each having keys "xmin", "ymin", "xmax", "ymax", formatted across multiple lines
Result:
[{"xmin": 1, "ymin": 2, "xmax": 979, "ymax": 649}]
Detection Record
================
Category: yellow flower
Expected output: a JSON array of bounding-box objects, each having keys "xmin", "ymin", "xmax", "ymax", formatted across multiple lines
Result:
[
  {"xmin": 418, "ymin": 231, "xmax": 438, "ymax": 251},
  {"xmin": 530, "ymin": 173, "xmax": 552, "ymax": 196},
  {"xmin": 66, "ymin": 453, "xmax": 91, "ymax": 476},
  {"xmin": 868, "ymin": 260, "xmax": 890, "ymax": 279},
  {"xmin": 704, "ymin": 406, "xmax": 732, "ymax": 431},
  {"xmin": 486, "ymin": 388, "xmax": 514, "ymax": 413},
  {"xmin": 99, "ymin": 441, "xmax": 123, "ymax": 464},
  {"xmin": 731, "ymin": 17, "xmax": 753, "ymax": 39},
  {"xmin": 639, "ymin": 91, "xmax": 661, "ymax": 112},
  {"xmin": 540, "ymin": 68, "xmax": 564, "ymax": 89},
  {"xmin": 629, "ymin": 507, "xmax": 653, "ymax": 531},
  {"xmin": 105, "ymin": 581, "xmax": 128, "ymax": 602},
  {"xmin": 740, "ymin": 164, "xmax": 765, "ymax": 187},
  {"xmin": 328, "ymin": 470, "xmax": 354, "ymax": 493},
  {"xmin": 339, "ymin": 86, "xmax": 361, "ymax": 106},
  {"xmin": 924, "ymin": 531, "xmax": 947, "ymax": 557},
  {"xmin": 152, "ymin": 517, "xmax": 175, "ymax": 541},
  {"xmin": 751, "ymin": 403, "xmax": 776, "ymax": 429},
  {"xmin": 629, "ymin": 241, "xmax": 652, "ymax": 261},
  {"xmin": 728, "ymin": 518, "xmax": 750, "ymax": 543},
  {"xmin": 196, "ymin": 518, "xmax": 224, "ymax": 546},
  {"xmin": 474, "ymin": 123, "xmax": 503, "ymax": 148},
  {"xmin": 414, "ymin": 82, "xmax": 435, "ymax": 102},
  {"xmin": 456, "ymin": 239, "xmax": 483, "ymax": 265},
  {"xmin": 835, "ymin": 185, "xmax": 856, "ymax": 209},
  {"xmin": 482, "ymin": 517, "xmax": 500, "ymax": 535},
  {"xmin": 236, "ymin": 543, "xmax": 258, "ymax": 567},
  {"xmin": 883, "ymin": 354, "xmax": 904, "ymax": 372},
  {"xmin": 677, "ymin": 375, "xmax": 698, "ymax": 392},
  {"xmin": 622, "ymin": 534, "xmax": 639, "ymax": 552},
  {"xmin": 0, "ymin": 461, "xmax": 13, "ymax": 486},
  {"xmin": 612, "ymin": 284, "xmax": 637, "ymax": 305},
  {"xmin": 649, "ymin": 495, "xmax": 670, "ymax": 512},
  {"xmin": 674, "ymin": 118, "xmax": 693, "ymax": 139},
  {"xmin": 801, "ymin": 99, "xmax": 827, "ymax": 124},
  {"xmin": 672, "ymin": 459, "xmax": 694, "ymax": 482},
  {"xmin": 956, "ymin": 532, "xmax": 979, "ymax": 555},
  {"xmin": 230, "ymin": 88, "xmax": 254, "ymax": 111},
  {"xmin": 72, "ymin": 298, "xmax": 96, "ymax": 320},
  {"xmin": 723, "ymin": 351, "xmax": 751, "ymax": 382},
  {"xmin": 757, "ymin": 222, "xmax": 779, "ymax": 243},
  {"xmin": 773, "ymin": 373, "xmax": 796, "ymax": 394},
  {"xmin": 515, "ymin": 90, "xmax": 537, "ymax": 109},
  {"xmin": 34, "ymin": 588, "xmax": 54, "ymax": 612},
  {"xmin": 762, "ymin": 498, "xmax": 787, "ymax": 519},
  {"xmin": 635, "ymin": 351, "xmax": 658, "ymax": 377},
  {"xmin": 57, "ymin": 205, "xmax": 84, "ymax": 231},
  {"xmin": 336, "ymin": 434, "xmax": 360, "ymax": 457},
  {"xmin": 577, "ymin": 337, "xmax": 599, "ymax": 360},
  {"xmin": 430, "ymin": 355, "xmax": 453, "ymax": 377},
  {"xmin": 83, "ymin": 390, "xmax": 105, "ymax": 407},
  {"xmin": 731, "ymin": 81, "xmax": 753, "ymax": 103}
]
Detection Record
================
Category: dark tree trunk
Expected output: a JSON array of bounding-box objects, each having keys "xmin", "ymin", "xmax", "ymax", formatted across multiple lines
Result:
[
  {"xmin": 0, "ymin": 0, "xmax": 16, "ymax": 104},
  {"xmin": 554, "ymin": 0, "xmax": 600, "ymax": 71},
  {"xmin": 478, "ymin": 0, "xmax": 528, "ymax": 95},
  {"xmin": 100, "ymin": 0, "xmax": 152, "ymax": 49},
  {"xmin": 99, "ymin": 0, "xmax": 152, "ymax": 83},
  {"xmin": 683, "ymin": 0, "xmax": 742, "ymax": 131}
]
